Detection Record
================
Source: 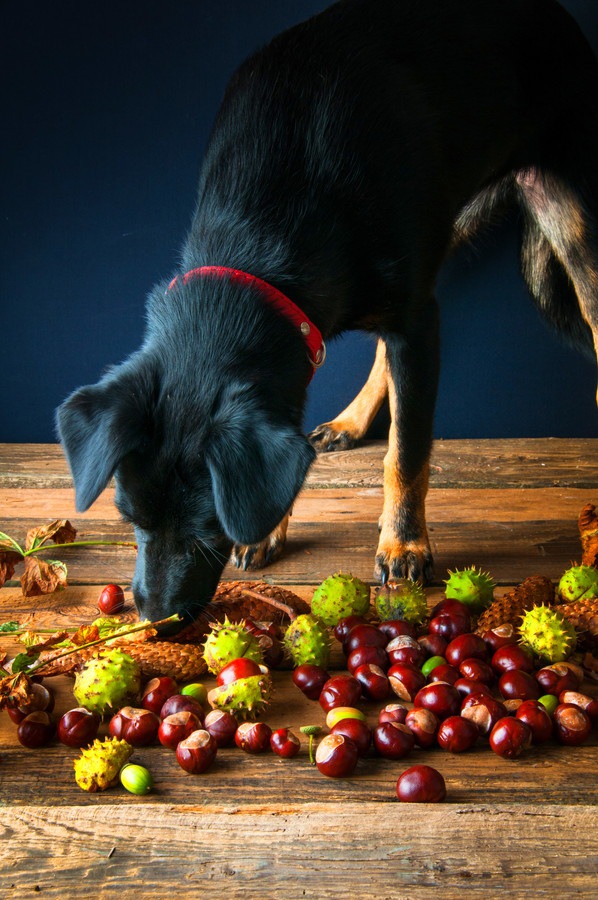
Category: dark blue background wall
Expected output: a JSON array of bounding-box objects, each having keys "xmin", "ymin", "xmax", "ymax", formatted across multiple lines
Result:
[{"xmin": 2, "ymin": 0, "xmax": 597, "ymax": 443}]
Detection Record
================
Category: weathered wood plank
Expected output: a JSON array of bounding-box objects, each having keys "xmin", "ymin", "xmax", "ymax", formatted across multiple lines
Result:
[
  {"xmin": 1, "ymin": 803, "xmax": 596, "ymax": 899},
  {"xmin": 2, "ymin": 438, "xmax": 597, "ymax": 489}
]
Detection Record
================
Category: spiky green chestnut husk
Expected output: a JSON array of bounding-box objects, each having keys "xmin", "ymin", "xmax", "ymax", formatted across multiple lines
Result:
[
  {"xmin": 283, "ymin": 614, "xmax": 331, "ymax": 668},
  {"xmin": 207, "ymin": 673, "xmax": 272, "ymax": 720},
  {"xmin": 310, "ymin": 573, "xmax": 370, "ymax": 626},
  {"xmin": 558, "ymin": 565, "xmax": 598, "ymax": 603},
  {"xmin": 374, "ymin": 580, "xmax": 428, "ymax": 624},
  {"xmin": 73, "ymin": 649, "xmax": 141, "ymax": 717},
  {"xmin": 518, "ymin": 605, "xmax": 577, "ymax": 663},
  {"xmin": 444, "ymin": 566, "xmax": 496, "ymax": 612},
  {"xmin": 73, "ymin": 737, "xmax": 133, "ymax": 792},
  {"xmin": 202, "ymin": 618, "xmax": 264, "ymax": 674}
]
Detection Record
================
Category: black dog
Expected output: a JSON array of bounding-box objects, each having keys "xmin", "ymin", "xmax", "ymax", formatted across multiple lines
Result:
[{"xmin": 57, "ymin": 0, "xmax": 598, "ymax": 626}]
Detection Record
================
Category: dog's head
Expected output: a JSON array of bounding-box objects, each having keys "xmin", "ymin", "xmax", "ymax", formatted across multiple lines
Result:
[{"xmin": 56, "ymin": 285, "xmax": 315, "ymax": 626}]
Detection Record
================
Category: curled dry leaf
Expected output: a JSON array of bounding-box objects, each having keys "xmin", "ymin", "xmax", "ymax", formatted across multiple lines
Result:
[
  {"xmin": 20, "ymin": 557, "xmax": 68, "ymax": 597},
  {"xmin": 25, "ymin": 519, "xmax": 77, "ymax": 552},
  {"xmin": 0, "ymin": 672, "xmax": 35, "ymax": 711},
  {"xmin": 0, "ymin": 550, "xmax": 22, "ymax": 588}
]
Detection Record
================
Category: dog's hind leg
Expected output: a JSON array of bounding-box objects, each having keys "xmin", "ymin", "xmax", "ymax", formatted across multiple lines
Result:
[
  {"xmin": 374, "ymin": 303, "xmax": 439, "ymax": 585},
  {"xmin": 309, "ymin": 338, "xmax": 388, "ymax": 451},
  {"xmin": 230, "ymin": 511, "xmax": 291, "ymax": 571}
]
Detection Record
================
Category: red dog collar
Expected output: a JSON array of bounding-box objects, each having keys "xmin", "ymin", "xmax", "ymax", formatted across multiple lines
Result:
[{"xmin": 168, "ymin": 265, "xmax": 326, "ymax": 381}]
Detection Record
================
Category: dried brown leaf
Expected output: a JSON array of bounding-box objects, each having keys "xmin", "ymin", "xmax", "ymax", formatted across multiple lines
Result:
[
  {"xmin": 0, "ymin": 672, "xmax": 35, "ymax": 711},
  {"xmin": 25, "ymin": 519, "xmax": 77, "ymax": 552},
  {"xmin": 20, "ymin": 557, "xmax": 68, "ymax": 597},
  {"xmin": 0, "ymin": 550, "xmax": 22, "ymax": 588},
  {"xmin": 71, "ymin": 624, "xmax": 101, "ymax": 646}
]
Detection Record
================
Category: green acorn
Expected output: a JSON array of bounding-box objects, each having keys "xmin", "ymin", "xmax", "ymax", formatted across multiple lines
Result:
[
  {"xmin": 310, "ymin": 573, "xmax": 370, "ymax": 626},
  {"xmin": 207, "ymin": 672, "xmax": 272, "ymax": 721},
  {"xmin": 202, "ymin": 618, "xmax": 264, "ymax": 675},
  {"xmin": 518, "ymin": 605, "xmax": 577, "ymax": 663},
  {"xmin": 283, "ymin": 614, "xmax": 331, "ymax": 668},
  {"xmin": 558, "ymin": 565, "xmax": 598, "ymax": 603},
  {"xmin": 73, "ymin": 649, "xmax": 141, "ymax": 717},
  {"xmin": 73, "ymin": 737, "xmax": 133, "ymax": 792},
  {"xmin": 444, "ymin": 566, "xmax": 496, "ymax": 612},
  {"xmin": 374, "ymin": 580, "xmax": 428, "ymax": 624}
]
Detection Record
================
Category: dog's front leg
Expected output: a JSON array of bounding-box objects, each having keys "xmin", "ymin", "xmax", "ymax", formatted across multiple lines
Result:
[
  {"xmin": 375, "ymin": 308, "xmax": 439, "ymax": 584},
  {"xmin": 231, "ymin": 512, "xmax": 291, "ymax": 571}
]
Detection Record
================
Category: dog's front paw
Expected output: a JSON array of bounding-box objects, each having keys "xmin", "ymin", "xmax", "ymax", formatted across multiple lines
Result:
[
  {"xmin": 231, "ymin": 516, "xmax": 289, "ymax": 571},
  {"xmin": 308, "ymin": 423, "xmax": 357, "ymax": 452},
  {"xmin": 374, "ymin": 535, "xmax": 434, "ymax": 584}
]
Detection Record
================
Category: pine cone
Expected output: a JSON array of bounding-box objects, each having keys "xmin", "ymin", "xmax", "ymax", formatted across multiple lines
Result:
[
  {"xmin": 38, "ymin": 640, "xmax": 208, "ymax": 681},
  {"xmin": 578, "ymin": 503, "xmax": 598, "ymax": 568},
  {"xmin": 475, "ymin": 575, "xmax": 555, "ymax": 634},
  {"xmin": 559, "ymin": 597, "xmax": 598, "ymax": 652}
]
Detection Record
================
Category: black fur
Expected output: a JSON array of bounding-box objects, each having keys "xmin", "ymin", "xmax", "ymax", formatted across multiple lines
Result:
[{"xmin": 57, "ymin": 0, "xmax": 598, "ymax": 624}]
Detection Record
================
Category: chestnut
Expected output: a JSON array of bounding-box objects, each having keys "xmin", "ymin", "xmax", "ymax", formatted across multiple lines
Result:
[
  {"xmin": 292, "ymin": 664, "xmax": 330, "ymax": 701},
  {"xmin": 331, "ymin": 718, "xmax": 372, "ymax": 757},
  {"xmin": 491, "ymin": 644, "xmax": 534, "ymax": 675},
  {"xmin": 417, "ymin": 633, "xmax": 448, "ymax": 659},
  {"xmin": 429, "ymin": 614, "xmax": 468, "ymax": 641},
  {"xmin": 354, "ymin": 663, "xmax": 391, "ymax": 701},
  {"xmin": 334, "ymin": 615, "xmax": 368, "ymax": 645},
  {"xmin": 387, "ymin": 663, "xmax": 426, "ymax": 702},
  {"xmin": 235, "ymin": 721, "xmax": 272, "ymax": 753},
  {"xmin": 535, "ymin": 663, "xmax": 582, "ymax": 696},
  {"xmin": 17, "ymin": 711, "xmax": 55, "ymax": 748},
  {"xmin": 345, "ymin": 624, "xmax": 387, "ymax": 653},
  {"xmin": 158, "ymin": 711, "xmax": 203, "ymax": 749},
  {"xmin": 315, "ymin": 733, "xmax": 359, "ymax": 777},
  {"xmin": 445, "ymin": 633, "xmax": 488, "ymax": 668},
  {"xmin": 430, "ymin": 598, "xmax": 471, "ymax": 625},
  {"xmin": 515, "ymin": 700, "xmax": 553, "ymax": 743},
  {"xmin": 245, "ymin": 620, "xmax": 284, "ymax": 668},
  {"xmin": 378, "ymin": 620, "xmax": 416, "ymax": 641},
  {"xmin": 159, "ymin": 694, "xmax": 205, "ymax": 722},
  {"xmin": 109, "ymin": 706, "xmax": 160, "ymax": 746},
  {"xmin": 270, "ymin": 727, "xmax": 301, "ymax": 758},
  {"xmin": 437, "ymin": 715, "xmax": 479, "ymax": 752},
  {"xmin": 175, "ymin": 729, "xmax": 218, "ymax": 773},
  {"xmin": 413, "ymin": 682, "xmax": 461, "ymax": 720},
  {"xmin": 57, "ymin": 707, "xmax": 100, "ymax": 747},
  {"xmin": 559, "ymin": 691, "xmax": 598, "ymax": 723},
  {"xmin": 319, "ymin": 675, "xmax": 362, "ymax": 712},
  {"xmin": 203, "ymin": 709, "xmax": 238, "ymax": 748},
  {"xmin": 142, "ymin": 676, "xmax": 179, "ymax": 715},
  {"xmin": 498, "ymin": 669, "xmax": 540, "ymax": 702},
  {"xmin": 386, "ymin": 636, "xmax": 425, "ymax": 668},
  {"xmin": 347, "ymin": 644, "xmax": 389, "ymax": 674},
  {"xmin": 404, "ymin": 708, "xmax": 438, "ymax": 748},
  {"xmin": 461, "ymin": 695, "xmax": 508, "ymax": 736},
  {"xmin": 217, "ymin": 658, "xmax": 265, "ymax": 686},
  {"xmin": 481, "ymin": 624, "xmax": 517, "ymax": 653},
  {"xmin": 97, "ymin": 583, "xmax": 125, "ymax": 615},
  {"xmin": 373, "ymin": 722, "xmax": 415, "ymax": 759},
  {"xmin": 458, "ymin": 658, "xmax": 494, "ymax": 685},
  {"xmin": 7, "ymin": 682, "xmax": 55, "ymax": 724},
  {"xmin": 428, "ymin": 664, "xmax": 460, "ymax": 686},
  {"xmin": 454, "ymin": 678, "xmax": 493, "ymax": 699},
  {"xmin": 553, "ymin": 703, "xmax": 592, "ymax": 746},
  {"xmin": 396, "ymin": 764, "xmax": 446, "ymax": 803},
  {"xmin": 489, "ymin": 717, "xmax": 532, "ymax": 759},
  {"xmin": 378, "ymin": 703, "xmax": 408, "ymax": 725}
]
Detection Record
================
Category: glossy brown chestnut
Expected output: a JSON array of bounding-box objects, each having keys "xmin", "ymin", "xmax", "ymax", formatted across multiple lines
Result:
[
  {"xmin": 217, "ymin": 658, "xmax": 264, "ymax": 686},
  {"xmin": 160, "ymin": 694, "xmax": 205, "ymax": 722},
  {"xmin": 315, "ymin": 733, "xmax": 359, "ymax": 777},
  {"xmin": 109, "ymin": 706, "xmax": 160, "ymax": 746},
  {"xmin": 142, "ymin": 676, "xmax": 179, "ymax": 715},
  {"xmin": 378, "ymin": 620, "xmax": 416, "ymax": 641},
  {"xmin": 292, "ymin": 664, "xmax": 331, "ymax": 701},
  {"xmin": 175, "ymin": 729, "xmax": 218, "ymax": 773},
  {"xmin": 203, "ymin": 709, "xmax": 238, "ymax": 747},
  {"xmin": 454, "ymin": 678, "xmax": 493, "ymax": 699},
  {"xmin": 235, "ymin": 721, "xmax": 273, "ymax": 753},
  {"xmin": 345, "ymin": 624, "xmax": 388, "ymax": 653},
  {"xmin": 553, "ymin": 703, "xmax": 592, "ymax": 746},
  {"xmin": 97, "ymin": 583, "xmax": 125, "ymax": 614},
  {"xmin": 515, "ymin": 700, "xmax": 553, "ymax": 743},
  {"xmin": 498, "ymin": 669, "xmax": 541, "ymax": 702},
  {"xmin": 437, "ymin": 715, "xmax": 479, "ymax": 752},
  {"xmin": 347, "ymin": 644, "xmax": 389, "ymax": 674},
  {"xmin": 481, "ymin": 624, "xmax": 518, "ymax": 653},
  {"xmin": 270, "ymin": 727, "xmax": 301, "ymax": 758},
  {"xmin": 7, "ymin": 682, "xmax": 55, "ymax": 724},
  {"xmin": 428, "ymin": 614, "xmax": 463, "ymax": 641},
  {"xmin": 57, "ymin": 707, "xmax": 101, "ymax": 747},
  {"xmin": 319, "ymin": 675, "xmax": 362, "ymax": 712},
  {"xmin": 428, "ymin": 664, "xmax": 460, "ymax": 686},
  {"xmin": 373, "ymin": 721, "xmax": 415, "ymax": 759},
  {"xmin": 491, "ymin": 644, "xmax": 534, "ymax": 675},
  {"xmin": 535, "ymin": 663, "xmax": 582, "ymax": 696},
  {"xmin": 413, "ymin": 682, "xmax": 461, "ymax": 720},
  {"xmin": 396, "ymin": 764, "xmax": 446, "ymax": 802},
  {"xmin": 17, "ymin": 711, "xmax": 55, "ymax": 748},
  {"xmin": 445, "ymin": 633, "xmax": 488, "ymax": 667},
  {"xmin": 378, "ymin": 703, "xmax": 408, "ymax": 725},
  {"xmin": 387, "ymin": 663, "xmax": 426, "ymax": 702},
  {"xmin": 418, "ymin": 633, "xmax": 448, "ymax": 659},
  {"xmin": 559, "ymin": 691, "xmax": 598, "ymax": 723},
  {"xmin": 386, "ymin": 636, "xmax": 425, "ymax": 668},
  {"xmin": 334, "ymin": 616, "xmax": 368, "ymax": 645},
  {"xmin": 405, "ymin": 708, "xmax": 438, "ymax": 748},
  {"xmin": 245, "ymin": 620, "xmax": 284, "ymax": 668},
  {"xmin": 331, "ymin": 718, "xmax": 372, "ymax": 757},
  {"xmin": 354, "ymin": 663, "xmax": 391, "ymax": 701},
  {"xmin": 489, "ymin": 717, "xmax": 532, "ymax": 758},
  {"xmin": 461, "ymin": 694, "xmax": 508, "ymax": 736},
  {"xmin": 158, "ymin": 711, "xmax": 203, "ymax": 749},
  {"xmin": 458, "ymin": 658, "xmax": 495, "ymax": 685}
]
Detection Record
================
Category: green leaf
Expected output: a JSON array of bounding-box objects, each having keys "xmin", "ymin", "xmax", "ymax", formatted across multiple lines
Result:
[
  {"xmin": 0, "ymin": 532, "xmax": 24, "ymax": 556},
  {"xmin": 0, "ymin": 621, "xmax": 21, "ymax": 633},
  {"xmin": 11, "ymin": 651, "xmax": 40, "ymax": 673}
]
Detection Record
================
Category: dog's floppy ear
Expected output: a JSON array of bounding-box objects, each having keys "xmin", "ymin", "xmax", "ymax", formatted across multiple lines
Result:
[
  {"xmin": 206, "ymin": 392, "xmax": 315, "ymax": 545},
  {"xmin": 56, "ymin": 365, "xmax": 151, "ymax": 512}
]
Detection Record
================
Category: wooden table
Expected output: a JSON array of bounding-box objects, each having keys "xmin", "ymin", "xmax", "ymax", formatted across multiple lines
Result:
[{"xmin": 1, "ymin": 439, "xmax": 597, "ymax": 898}]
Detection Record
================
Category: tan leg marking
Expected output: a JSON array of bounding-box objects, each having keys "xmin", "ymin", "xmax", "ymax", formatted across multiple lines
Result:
[{"xmin": 231, "ymin": 512, "xmax": 291, "ymax": 571}]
